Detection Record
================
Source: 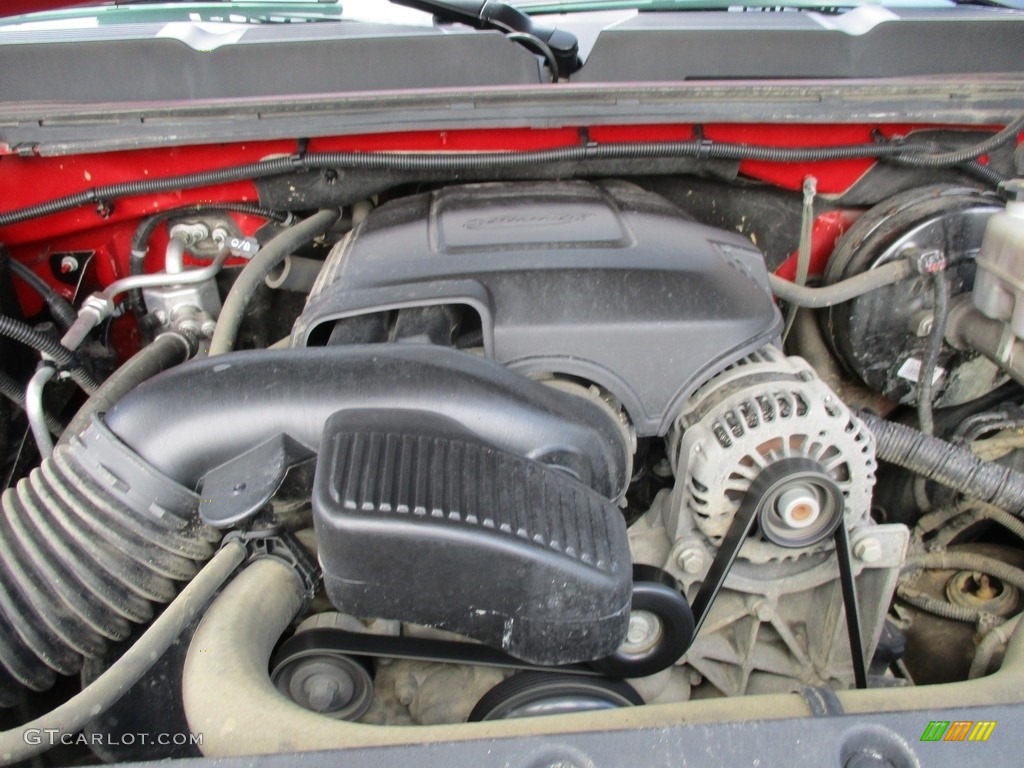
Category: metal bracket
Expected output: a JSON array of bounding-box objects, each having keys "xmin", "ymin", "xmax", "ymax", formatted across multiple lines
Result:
[{"xmin": 689, "ymin": 458, "xmax": 868, "ymax": 689}]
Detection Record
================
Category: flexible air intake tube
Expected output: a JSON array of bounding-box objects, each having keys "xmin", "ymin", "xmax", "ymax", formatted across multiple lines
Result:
[
  {"xmin": 0, "ymin": 424, "xmax": 213, "ymax": 704},
  {"xmin": 0, "ymin": 345, "xmax": 630, "ymax": 702}
]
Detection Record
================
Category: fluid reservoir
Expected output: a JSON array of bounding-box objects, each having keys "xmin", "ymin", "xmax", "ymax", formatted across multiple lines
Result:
[{"xmin": 973, "ymin": 184, "xmax": 1024, "ymax": 337}]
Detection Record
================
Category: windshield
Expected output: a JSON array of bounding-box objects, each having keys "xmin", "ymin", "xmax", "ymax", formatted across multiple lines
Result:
[
  {"xmin": 4, "ymin": 0, "xmax": 1023, "ymax": 28},
  {"xmin": 0, "ymin": 1, "xmax": 433, "ymax": 29},
  {"xmin": 516, "ymin": 0, "xmax": 1024, "ymax": 9}
]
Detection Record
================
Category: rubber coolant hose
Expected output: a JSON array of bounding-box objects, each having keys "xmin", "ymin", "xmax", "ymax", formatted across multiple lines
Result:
[
  {"xmin": 182, "ymin": 554, "xmax": 1024, "ymax": 756},
  {"xmin": 208, "ymin": 209, "xmax": 339, "ymax": 356},
  {"xmin": 1, "ymin": 255, "xmax": 77, "ymax": 330}
]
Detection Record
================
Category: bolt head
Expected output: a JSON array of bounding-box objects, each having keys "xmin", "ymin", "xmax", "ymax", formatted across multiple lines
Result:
[
  {"xmin": 626, "ymin": 614, "xmax": 654, "ymax": 645},
  {"xmin": 913, "ymin": 312, "xmax": 935, "ymax": 337},
  {"xmin": 677, "ymin": 546, "xmax": 705, "ymax": 575},
  {"xmin": 303, "ymin": 676, "xmax": 343, "ymax": 713},
  {"xmin": 59, "ymin": 255, "xmax": 79, "ymax": 274},
  {"xmin": 623, "ymin": 610, "xmax": 662, "ymax": 654},
  {"xmin": 853, "ymin": 537, "xmax": 882, "ymax": 564},
  {"xmin": 177, "ymin": 318, "xmax": 201, "ymax": 335},
  {"xmin": 751, "ymin": 598, "xmax": 775, "ymax": 622}
]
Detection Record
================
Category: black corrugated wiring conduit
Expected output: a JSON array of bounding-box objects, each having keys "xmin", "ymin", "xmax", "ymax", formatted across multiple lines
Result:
[
  {"xmin": 860, "ymin": 411, "xmax": 1024, "ymax": 514},
  {"xmin": 0, "ymin": 119, "xmax": 1019, "ymax": 228},
  {"xmin": 893, "ymin": 113, "xmax": 1024, "ymax": 168},
  {"xmin": 0, "ymin": 314, "xmax": 98, "ymax": 393},
  {"xmin": 1, "ymin": 314, "xmax": 79, "ymax": 370}
]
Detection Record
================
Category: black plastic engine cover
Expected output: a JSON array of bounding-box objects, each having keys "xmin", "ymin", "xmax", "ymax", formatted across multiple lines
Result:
[
  {"xmin": 292, "ymin": 180, "xmax": 781, "ymax": 436},
  {"xmin": 313, "ymin": 409, "xmax": 632, "ymax": 665}
]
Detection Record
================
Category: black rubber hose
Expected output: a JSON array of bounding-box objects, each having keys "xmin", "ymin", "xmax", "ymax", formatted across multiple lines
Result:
[
  {"xmin": 0, "ymin": 313, "xmax": 77, "ymax": 367},
  {"xmin": 58, "ymin": 332, "xmax": 193, "ymax": 446},
  {"xmin": 126, "ymin": 202, "xmax": 290, "ymax": 317},
  {"xmin": 0, "ymin": 370, "xmax": 64, "ymax": 436},
  {"xmin": 861, "ymin": 411, "xmax": 1024, "ymax": 514},
  {"xmin": 128, "ymin": 202, "xmax": 290, "ymax": 276},
  {"xmin": 916, "ymin": 270, "xmax": 951, "ymax": 436},
  {"xmin": 0, "ymin": 122, "xmax": 1018, "ymax": 228},
  {"xmin": 1, "ymin": 253, "xmax": 77, "ymax": 330},
  {"xmin": 0, "ymin": 314, "xmax": 99, "ymax": 393},
  {"xmin": 911, "ymin": 270, "xmax": 951, "ymax": 511},
  {"xmin": 208, "ymin": 209, "xmax": 340, "ymax": 355}
]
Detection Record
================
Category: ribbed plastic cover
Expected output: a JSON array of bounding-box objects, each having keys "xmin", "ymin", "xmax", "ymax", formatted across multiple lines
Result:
[{"xmin": 313, "ymin": 409, "xmax": 632, "ymax": 665}]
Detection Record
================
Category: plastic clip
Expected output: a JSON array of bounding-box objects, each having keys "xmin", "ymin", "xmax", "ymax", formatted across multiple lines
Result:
[{"xmin": 223, "ymin": 527, "xmax": 321, "ymax": 604}]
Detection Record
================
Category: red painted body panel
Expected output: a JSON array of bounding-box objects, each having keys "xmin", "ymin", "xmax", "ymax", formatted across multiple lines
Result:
[{"xmin": 0, "ymin": 122, "xmax": 1009, "ymax": 358}]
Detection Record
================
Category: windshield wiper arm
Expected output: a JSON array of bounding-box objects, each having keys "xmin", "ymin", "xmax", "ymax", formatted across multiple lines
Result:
[{"xmin": 390, "ymin": 0, "xmax": 580, "ymax": 78}]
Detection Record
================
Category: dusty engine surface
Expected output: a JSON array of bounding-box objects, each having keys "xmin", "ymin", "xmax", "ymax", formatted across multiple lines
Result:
[
  {"xmin": 292, "ymin": 180, "xmax": 781, "ymax": 435},
  {"xmin": 631, "ymin": 347, "xmax": 907, "ymax": 698},
  {"xmin": 276, "ymin": 181, "xmax": 906, "ymax": 713},
  {"xmin": 11, "ymin": 130, "xmax": 1024, "ymax": 761}
]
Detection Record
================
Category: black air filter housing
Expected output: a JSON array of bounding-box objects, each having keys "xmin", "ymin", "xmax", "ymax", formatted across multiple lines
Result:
[
  {"xmin": 291, "ymin": 180, "xmax": 781, "ymax": 436},
  {"xmin": 312, "ymin": 409, "xmax": 632, "ymax": 665}
]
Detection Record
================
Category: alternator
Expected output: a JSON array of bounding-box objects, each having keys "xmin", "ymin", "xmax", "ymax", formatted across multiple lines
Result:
[
  {"xmin": 622, "ymin": 346, "xmax": 907, "ymax": 697},
  {"xmin": 668, "ymin": 345, "xmax": 876, "ymax": 563}
]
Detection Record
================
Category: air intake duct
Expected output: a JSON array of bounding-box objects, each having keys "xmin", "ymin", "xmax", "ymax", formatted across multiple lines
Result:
[
  {"xmin": 0, "ymin": 345, "xmax": 630, "ymax": 702},
  {"xmin": 313, "ymin": 410, "xmax": 632, "ymax": 665}
]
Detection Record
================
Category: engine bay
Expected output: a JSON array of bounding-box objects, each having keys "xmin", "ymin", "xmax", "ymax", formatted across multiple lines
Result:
[{"xmin": 2, "ymin": 114, "xmax": 1024, "ymax": 764}]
